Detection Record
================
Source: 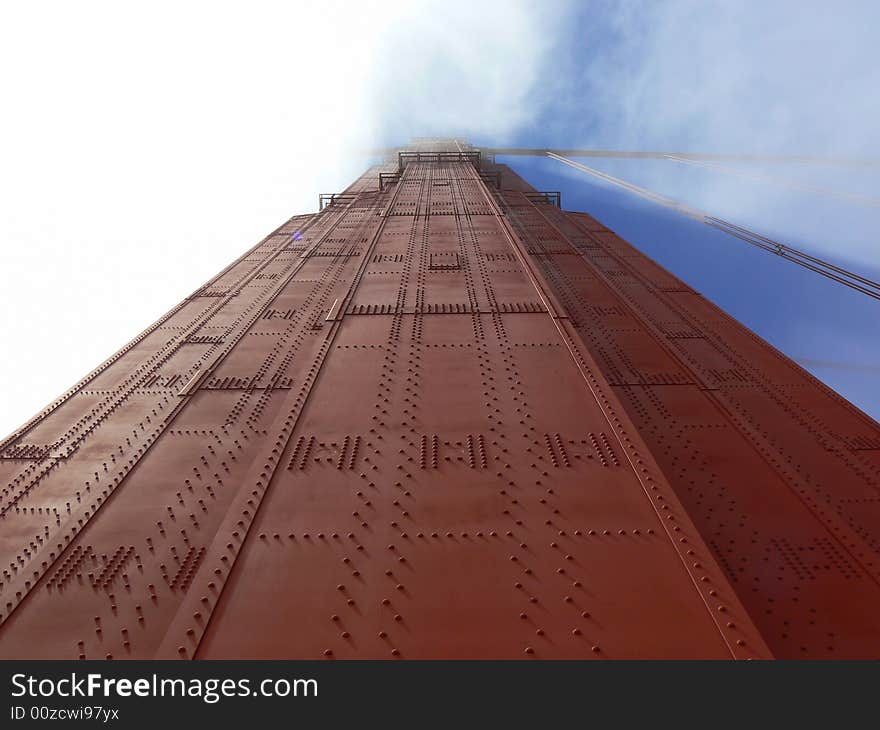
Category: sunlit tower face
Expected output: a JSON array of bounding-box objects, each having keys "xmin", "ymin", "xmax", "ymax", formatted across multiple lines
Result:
[{"xmin": 0, "ymin": 141, "xmax": 878, "ymax": 660}]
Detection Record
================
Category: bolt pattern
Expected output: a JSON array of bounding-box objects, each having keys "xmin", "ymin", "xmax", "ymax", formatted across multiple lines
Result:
[{"xmin": 2, "ymin": 144, "xmax": 869, "ymax": 660}]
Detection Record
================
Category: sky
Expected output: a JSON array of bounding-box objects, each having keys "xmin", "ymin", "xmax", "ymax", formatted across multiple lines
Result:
[{"xmin": 0, "ymin": 0, "xmax": 878, "ymax": 438}]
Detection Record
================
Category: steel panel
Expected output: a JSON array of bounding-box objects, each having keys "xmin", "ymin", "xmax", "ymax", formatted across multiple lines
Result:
[{"xmin": 1, "ymin": 142, "xmax": 875, "ymax": 658}]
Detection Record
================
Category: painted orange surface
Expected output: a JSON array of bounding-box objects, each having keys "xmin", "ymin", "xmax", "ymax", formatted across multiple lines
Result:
[{"xmin": 0, "ymin": 141, "xmax": 876, "ymax": 659}]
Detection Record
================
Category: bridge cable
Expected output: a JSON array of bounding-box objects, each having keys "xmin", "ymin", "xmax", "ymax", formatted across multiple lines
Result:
[{"xmin": 546, "ymin": 152, "xmax": 880, "ymax": 302}]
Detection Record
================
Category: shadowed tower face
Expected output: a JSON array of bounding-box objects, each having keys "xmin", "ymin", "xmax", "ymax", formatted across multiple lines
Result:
[{"xmin": 1, "ymin": 140, "xmax": 878, "ymax": 659}]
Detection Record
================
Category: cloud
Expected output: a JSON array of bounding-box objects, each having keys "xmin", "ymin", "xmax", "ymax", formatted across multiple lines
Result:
[
  {"xmin": 368, "ymin": 0, "xmax": 567, "ymax": 142},
  {"xmin": 568, "ymin": 0, "xmax": 880, "ymax": 266},
  {"xmin": 0, "ymin": 0, "xmax": 566, "ymax": 438},
  {"xmin": 584, "ymin": 1, "xmax": 880, "ymax": 155}
]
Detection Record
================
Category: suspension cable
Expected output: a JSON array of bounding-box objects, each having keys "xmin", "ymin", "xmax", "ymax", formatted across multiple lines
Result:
[{"xmin": 546, "ymin": 152, "xmax": 880, "ymax": 302}]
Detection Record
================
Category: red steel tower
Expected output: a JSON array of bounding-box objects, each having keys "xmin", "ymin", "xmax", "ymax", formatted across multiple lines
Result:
[{"xmin": 1, "ymin": 140, "xmax": 878, "ymax": 659}]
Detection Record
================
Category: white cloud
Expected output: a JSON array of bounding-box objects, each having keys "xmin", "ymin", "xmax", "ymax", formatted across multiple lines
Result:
[
  {"xmin": 0, "ymin": 0, "xmax": 566, "ymax": 438},
  {"xmin": 586, "ymin": 1, "xmax": 880, "ymax": 155},
  {"xmin": 368, "ymin": 0, "xmax": 564, "ymax": 141},
  {"xmin": 574, "ymin": 0, "xmax": 880, "ymax": 264}
]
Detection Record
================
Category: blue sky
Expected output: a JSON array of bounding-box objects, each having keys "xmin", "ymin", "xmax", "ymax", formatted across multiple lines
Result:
[{"xmin": 0, "ymin": 0, "xmax": 877, "ymax": 435}]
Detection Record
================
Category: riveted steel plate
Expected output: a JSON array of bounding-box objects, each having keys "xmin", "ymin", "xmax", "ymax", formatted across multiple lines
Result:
[{"xmin": 0, "ymin": 142, "xmax": 875, "ymax": 659}]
